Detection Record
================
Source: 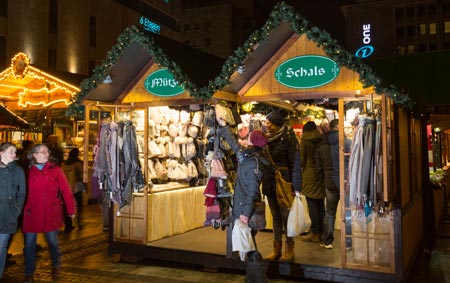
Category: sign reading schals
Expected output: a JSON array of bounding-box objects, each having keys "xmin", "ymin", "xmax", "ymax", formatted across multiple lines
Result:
[{"xmin": 274, "ymin": 55, "xmax": 340, "ymax": 89}]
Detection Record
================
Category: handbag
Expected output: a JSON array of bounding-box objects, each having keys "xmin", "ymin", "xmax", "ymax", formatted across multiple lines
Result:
[
  {"xmin": 266, "ymin": 149, "xmax": 294, "ymax": 208},
  {"xmin": 248, "ymin": 201, "xmax": 266, "ymax": 230},
  {"xmin": 274, "ymin": 169, "xmax": 294, "ymax": 208}
]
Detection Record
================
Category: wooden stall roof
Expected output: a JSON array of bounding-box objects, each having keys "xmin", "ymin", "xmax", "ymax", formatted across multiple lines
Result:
[
  {"xmin": 82, "ymin": 27, "xmax": 225, "ymax": 105},
  {"xmin": 77, "ymin": 2, "xmax": 415, "ymax": 112},
  {"xmin": 214, "ymin": 2, "xmax": 415, "ymax": 111},
  {"xmin": 0, "ymin": 52, "xmax": 80, "ymax": 112}
]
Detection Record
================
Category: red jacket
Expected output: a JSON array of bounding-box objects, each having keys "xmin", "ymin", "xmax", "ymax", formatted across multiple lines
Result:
[{"xmin": 22, "ymin": 162, "xmax": 76, "ymax": 233}]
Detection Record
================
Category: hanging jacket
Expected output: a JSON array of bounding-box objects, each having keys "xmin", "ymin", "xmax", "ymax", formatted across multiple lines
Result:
[
  {"xmin": 22, "ymin": 162, "xmax": 76, "ymax": 233},
  {"xmin": 0, "ymin": 160, "xmax": 26, "ymax": 234}
]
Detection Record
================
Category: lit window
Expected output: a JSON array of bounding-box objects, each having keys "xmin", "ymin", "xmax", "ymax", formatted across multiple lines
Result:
[
  {"xmin": 445, "ymin": 21, "xmax": 450, "ymax": 33},
  {"xmin": 419, "ymin": 24, "xmax": 426, "ymax": 35},
  {"xmin": 407, "ymin": 44, "xmax": 415, "ymax": 54},
  {"xmin": 429, "ymin": 22, "xmax": 436, "ymax": 35},
  {"xmin": 397, "ymin": 45, "xmax": 405, "ymax": 55}
]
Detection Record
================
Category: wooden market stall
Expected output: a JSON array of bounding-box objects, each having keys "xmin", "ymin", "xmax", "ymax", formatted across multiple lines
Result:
[{"xmin": 77, "ymin": 3, "xmax": 426, "ymax": 283}]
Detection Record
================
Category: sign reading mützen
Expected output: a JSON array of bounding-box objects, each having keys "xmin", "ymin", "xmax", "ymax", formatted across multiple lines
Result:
[
  {"xmin": 275, "ymin": 55, "xmax": 340, "ymax": 89},
  {"xmin": 144, "ymin": 68, "xmax": 185, "ymax": 96}
]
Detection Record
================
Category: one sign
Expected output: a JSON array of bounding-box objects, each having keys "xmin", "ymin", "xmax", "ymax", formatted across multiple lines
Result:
[
  {"xmin": 275, "ymin": 55, "xmax": 340, "ymax": 89},
  {"xmin": 144, "ymin": 68, "xmax": 185, "ymax": 97},
  {"xmin": 355, "ymin": 24, "xmax": 374, "ymax": 58}
]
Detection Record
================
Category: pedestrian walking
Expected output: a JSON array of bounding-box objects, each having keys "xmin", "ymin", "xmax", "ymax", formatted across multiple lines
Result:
[
  {"xmin": 61, "ymin": 147, "xmax": 85, "ymax": 231},
  {"xmin": 22, "ymin": 144, "xmax": 76, "ymax": 282},
  {"xmin": 0, "ymin": 142, "xmax": 26, "ymax": 280}
]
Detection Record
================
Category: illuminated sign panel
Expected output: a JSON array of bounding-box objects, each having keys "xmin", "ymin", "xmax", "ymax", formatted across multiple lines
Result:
[
  {"xmin": 275, "ymin": 55, "xmax": 340, "ymax": 89},
  {"xmin": 144, "ymin": 68, "xmax": 184, "ymax": 96},
  {"xmin": 355, "ymin": 24, "xmax": 374, "ymax": 58},
  {"xmin": 140, "ymin": 16, "xmax": 161, "ymax": 34}
]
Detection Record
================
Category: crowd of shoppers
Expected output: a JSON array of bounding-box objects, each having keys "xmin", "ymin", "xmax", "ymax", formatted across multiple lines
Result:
[{"xmin": 0, "ymin": 141, "xmax": 78, "ymax": 282}]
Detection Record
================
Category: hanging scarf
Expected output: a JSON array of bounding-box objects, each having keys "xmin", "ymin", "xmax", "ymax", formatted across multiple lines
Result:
[{"xmin": 265, "ymin": 124, "xmax": 286, "ymax": 143}]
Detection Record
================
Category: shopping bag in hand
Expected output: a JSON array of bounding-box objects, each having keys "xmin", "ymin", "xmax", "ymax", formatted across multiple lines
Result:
[
  {"xmin": 287, "ymin": 195, "xmax": 311, "ymax": 237},
  {"xmin": 232, "ymin": 219, "xmax": 255, "ymax": 261}
]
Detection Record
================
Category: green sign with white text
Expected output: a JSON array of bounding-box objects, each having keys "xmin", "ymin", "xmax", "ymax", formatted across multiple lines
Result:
[
  {"xmin": 144, "ymin": 68, "xmax": 184, "ymax": 96},
  {"xmin": 275, "ymin": 55, "xmax": 340, "ymax": 89}
]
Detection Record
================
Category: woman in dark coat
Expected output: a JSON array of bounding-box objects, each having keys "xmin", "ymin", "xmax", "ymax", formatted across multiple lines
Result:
[
  {"xmin": 0, "ymin": 142, "xmax": 26, "ymax": 279},
  {"xmin": 300, "ymin": 121, "xmax": 325, "ymax": 243},
  {"xmin": 263, "ymin": 110, "xmax": 301, "ymax": 262},
  {"xmin": 22, "ymin": 144, "xmax": 76, "ymax": 282},
  {"xmin": 219, "ymin": 126, "xmax": 271, "ymax": 283}
]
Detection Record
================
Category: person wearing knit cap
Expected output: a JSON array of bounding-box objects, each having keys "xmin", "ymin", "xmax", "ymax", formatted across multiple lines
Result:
[
  {"xmin": 265, "ymin": 109, "xmax": 287, "ymax": 127},
  {"xmin": 218, "ymin": 126, "xmax": 271, "ymax": 282},
  {"xmin": 299, "ymin": 121, "xmax": 325, "ymax": 243},
  {"xmin": 248, "ymin": 130, "xmax": 268, "ymax": 148},
  {"xmin": 263, "ymin": 109, "xmax": 301, "ymax": 263}
]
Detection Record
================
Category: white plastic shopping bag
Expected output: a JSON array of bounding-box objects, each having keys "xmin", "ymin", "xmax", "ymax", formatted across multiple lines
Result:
[
  {"xmin": 232, "ymin": 219, "xmax": 255, "ymax": 261},
  {"xmin": 287, "ymin": 195, "xmax": 312, "ymax": 237}
]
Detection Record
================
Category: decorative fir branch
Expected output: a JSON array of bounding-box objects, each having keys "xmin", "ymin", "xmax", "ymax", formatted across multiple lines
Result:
[{"xmin": 68, "ymin": 1, "xmax": 414, "ymax": 118}]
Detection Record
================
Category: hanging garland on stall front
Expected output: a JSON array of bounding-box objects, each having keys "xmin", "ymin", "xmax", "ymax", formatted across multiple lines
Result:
[{"xmin": 69, "ymin": 1, "xmax": 414, "ymax": 118}]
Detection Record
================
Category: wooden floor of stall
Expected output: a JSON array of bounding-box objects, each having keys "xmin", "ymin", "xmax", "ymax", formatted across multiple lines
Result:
[{"xmin": 110, "ymin": 227, "xmax": 401, "ymax": 283}]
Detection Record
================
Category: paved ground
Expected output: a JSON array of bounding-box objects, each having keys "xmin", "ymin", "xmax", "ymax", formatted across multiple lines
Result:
[
  {"xmin": 2, "ymin": 202, "xmax": 450, "ymax": 282},
  {"xmin": 1, "ymin": 205, "xmax": 311, "ymax": 283}
]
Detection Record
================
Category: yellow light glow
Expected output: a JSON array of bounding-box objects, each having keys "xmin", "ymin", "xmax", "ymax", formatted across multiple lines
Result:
[{"xmin": 0, "ymin": 52, "xmax": 81, "ymax": 109}]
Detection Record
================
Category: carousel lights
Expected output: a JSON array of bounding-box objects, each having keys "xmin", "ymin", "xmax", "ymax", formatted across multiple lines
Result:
[
  {"xmin": 18, "ymin": 97, "xmax": 70, "ymax": 108},
  {"xmin": 28, "ymin": 66, "xmax": 80, "ymax": 91},
  {"xmin": 11, "ymin": 52, "xmax": 31, "ymax": 79}
]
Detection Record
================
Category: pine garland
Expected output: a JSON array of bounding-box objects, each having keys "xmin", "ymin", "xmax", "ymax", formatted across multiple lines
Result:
[{"xmin": 68, "ymin": 1, "xmax": 414, "ymax": 118}]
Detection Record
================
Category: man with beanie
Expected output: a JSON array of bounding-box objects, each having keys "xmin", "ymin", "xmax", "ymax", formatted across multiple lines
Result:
[
  {"xmin": 263, "ymin": 109, "xmax": 302, "ymax": 262},
  {"xmin": 219, "ymin": 127, "xmax": 272, "ymax": 283}
]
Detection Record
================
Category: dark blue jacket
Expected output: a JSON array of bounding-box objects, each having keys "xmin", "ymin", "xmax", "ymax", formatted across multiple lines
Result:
[{"xmin": 0, "ymin": 160, "xmax": 26, "ymax": 233}]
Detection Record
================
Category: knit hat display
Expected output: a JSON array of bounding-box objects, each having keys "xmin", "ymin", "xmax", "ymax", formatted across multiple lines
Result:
[
  {"xmin": 266, "ymin": 110, "xmax": 286, "ymax": 127},
  {"xmin": 248, "ymin": 130, "xmax": 268, "ymax": 148},
  {"xmin": 303, "ymin": 121, "xmax": 318, "ymax": 132}
]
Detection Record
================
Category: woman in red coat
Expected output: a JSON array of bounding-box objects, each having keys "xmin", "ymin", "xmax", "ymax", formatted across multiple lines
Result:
[{"xmin": 22, "ymin": 144, "xmax": 76, "ymax": 282}]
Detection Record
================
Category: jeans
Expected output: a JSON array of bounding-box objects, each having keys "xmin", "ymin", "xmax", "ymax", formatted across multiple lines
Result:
[
  {"xmin": 0, "ymin": 233, "xmax": 10, "ymax": 278},
  {"xmin": 322, "ymin": 188, "xmax": 340, "ymax": 245},
  {"xmin": 306, "ymin": 197, "xmax": 325, "ymax": 235},
  {"xmin": 24, "ymin": 230, "xmax": 61, "ymax": 275},
  {"xmin": 267, "ymin": 194, "xmax": 292, "ymax": 242}
]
